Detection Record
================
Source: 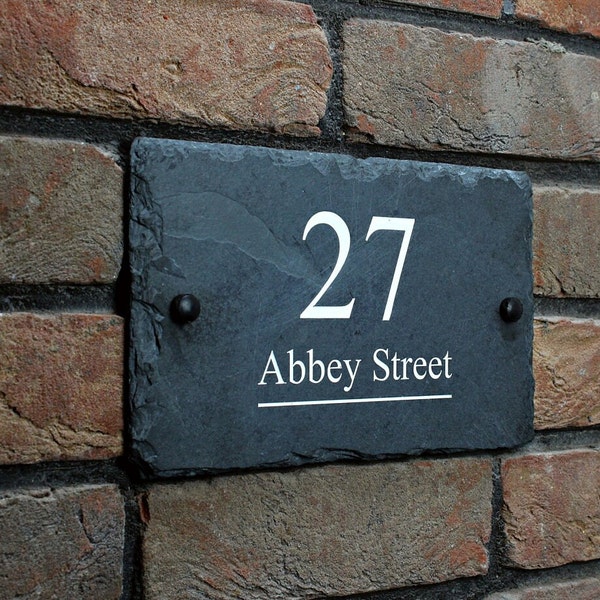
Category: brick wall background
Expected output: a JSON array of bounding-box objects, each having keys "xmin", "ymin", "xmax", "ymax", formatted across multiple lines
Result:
[{"xmin": 1, "ymin": 1, "xmax": 599, "ymax": 598}]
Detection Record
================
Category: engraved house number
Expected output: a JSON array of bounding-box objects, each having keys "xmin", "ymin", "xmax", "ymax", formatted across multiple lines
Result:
[{"xmin": 300, "ymin": 211, "xmax": 415, "ymax": 321}]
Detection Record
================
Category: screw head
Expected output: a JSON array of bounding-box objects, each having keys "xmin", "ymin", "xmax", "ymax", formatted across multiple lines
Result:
[
  {"xmin": 499, "ymin": 297, "xmax": 523, "ymax": 323},
  {"xmin": 170, "ymin": 294, "xmax": 201, "ymax": 324}
]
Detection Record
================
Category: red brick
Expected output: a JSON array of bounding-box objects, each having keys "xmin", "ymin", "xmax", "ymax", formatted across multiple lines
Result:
[
  {"xmin": 515, "ymin": 0, "xmax": 600, "ymax": 39},
  {"xmin": 388, "ymin": 0, "xmax": 502, "ymax": 18},
  {"xmin": 0, "ymin": 0, "xmax": 332, "ymax": 136},
  {"xmin": 343, "ymin": 20, "xmax": 600, "ymax": 160},
  {"xmin": 143, "ymin": 458, "xmax": 492, "ymax": 599},
  {"xmin": 533, "ymin": 185, "xmax": 600, "ymax": 298},
  {"xmin": 533, "ymin": 319, "xmax": 600, "ymax": 430},
  {"xmin": 502, "ymin": 450, "xmax": 600, "ymax": 569},
  {"xmin": 0, "ymin": 136, "xmax": 123, "ymax": 284},
  {"xmin": 485, "ymin": 577, "xmax": 600, "ymax": 599},
  {"xmin": 0, "ymin": 313, "xmax": 124, "ymax": 464},
  {"xmin": 0, "ymin": 484, "xmax": 124, "ymax": 599}
]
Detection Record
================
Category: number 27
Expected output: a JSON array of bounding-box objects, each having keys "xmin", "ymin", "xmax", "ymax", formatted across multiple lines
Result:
[{"xmin": 300, "ymin": 211, "xmax": 415, "ymax": 321}]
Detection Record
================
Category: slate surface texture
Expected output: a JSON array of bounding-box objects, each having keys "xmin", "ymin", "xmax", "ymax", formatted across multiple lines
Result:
[{"xmin": 129, "ymin": 138, "xmax": 533, "ymax": 477}]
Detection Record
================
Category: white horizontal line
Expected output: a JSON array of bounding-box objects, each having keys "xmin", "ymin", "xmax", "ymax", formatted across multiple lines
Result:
[{"xmin": 257, "ymin": 394, "xmax": 453, "ymax": 408}]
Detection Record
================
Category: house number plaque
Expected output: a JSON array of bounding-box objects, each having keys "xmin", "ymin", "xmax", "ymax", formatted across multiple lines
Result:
[{"xmin": 129, "ymin": 138, "xmax": 533, "ymax": 477}]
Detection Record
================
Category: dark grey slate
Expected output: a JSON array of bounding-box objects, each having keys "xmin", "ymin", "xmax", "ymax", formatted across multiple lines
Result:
[{"xmin": 129, "ymin": 138, "xmax": 534, "ymax": 477}]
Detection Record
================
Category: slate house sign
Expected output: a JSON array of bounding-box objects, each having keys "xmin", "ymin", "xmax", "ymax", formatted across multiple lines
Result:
[{"xmin": 129, "ymin": 138, "xmax": 534, "ymax": 478}]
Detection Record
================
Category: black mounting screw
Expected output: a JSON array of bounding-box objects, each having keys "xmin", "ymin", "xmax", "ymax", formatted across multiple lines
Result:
[
  {"xmin": 170, "ymin": 294, "xmax": 201, "ymax": 324},
  {"xmin": 499, "ymin": 297, "xmax": 523, "ymax": 323}
]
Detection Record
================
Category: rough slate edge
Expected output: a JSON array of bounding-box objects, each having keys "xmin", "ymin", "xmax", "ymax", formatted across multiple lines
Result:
[
  {"xmin": 128, "ymin": 137, "xmax": 534, "ymax": 478},
  {"xmin": 129, "ymin": 139, "xmax": 166, "ymax": 474}
]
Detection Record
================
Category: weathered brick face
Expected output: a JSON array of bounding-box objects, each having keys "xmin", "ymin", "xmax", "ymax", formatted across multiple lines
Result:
[
  {"xmin": 515, "ymin": 0, "xmax": 600, "ymax": 39},
  {"xmin": 343, "ymin": 20, "xmax": 600, "ymax": 160},
  {"xmin": 0, "ymin": 136, "xmax": 123, "ymax": 284},
  {"xmin": 0, "ymin": 313, "xmax": 124, "ymax": 464},
  {"xmin": 502, "ymin": 451, "xmax": 600, "ymax": 569},
  {"xmin": 144, "ymin": 459, "xmax": 492, "ymax": 599},
  {"xmin": 0, "ymin": 485, "xmax": 125, "ymax": 599},
  {"xmin": 533, "ymin": 319, "xmax": 600, "ymax": 430},
  {"xmin": 533, "ymin": 186, "xmax": 600, "ymax": 298},
  {"xmin": 0, "ymin": 0, "xmax": 332, "ymax": 135}
]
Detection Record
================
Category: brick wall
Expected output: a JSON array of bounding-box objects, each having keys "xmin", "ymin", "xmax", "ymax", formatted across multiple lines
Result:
[{"xmin": 1, "ymin": 1, "xmax": 599, "ymax": 598}]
